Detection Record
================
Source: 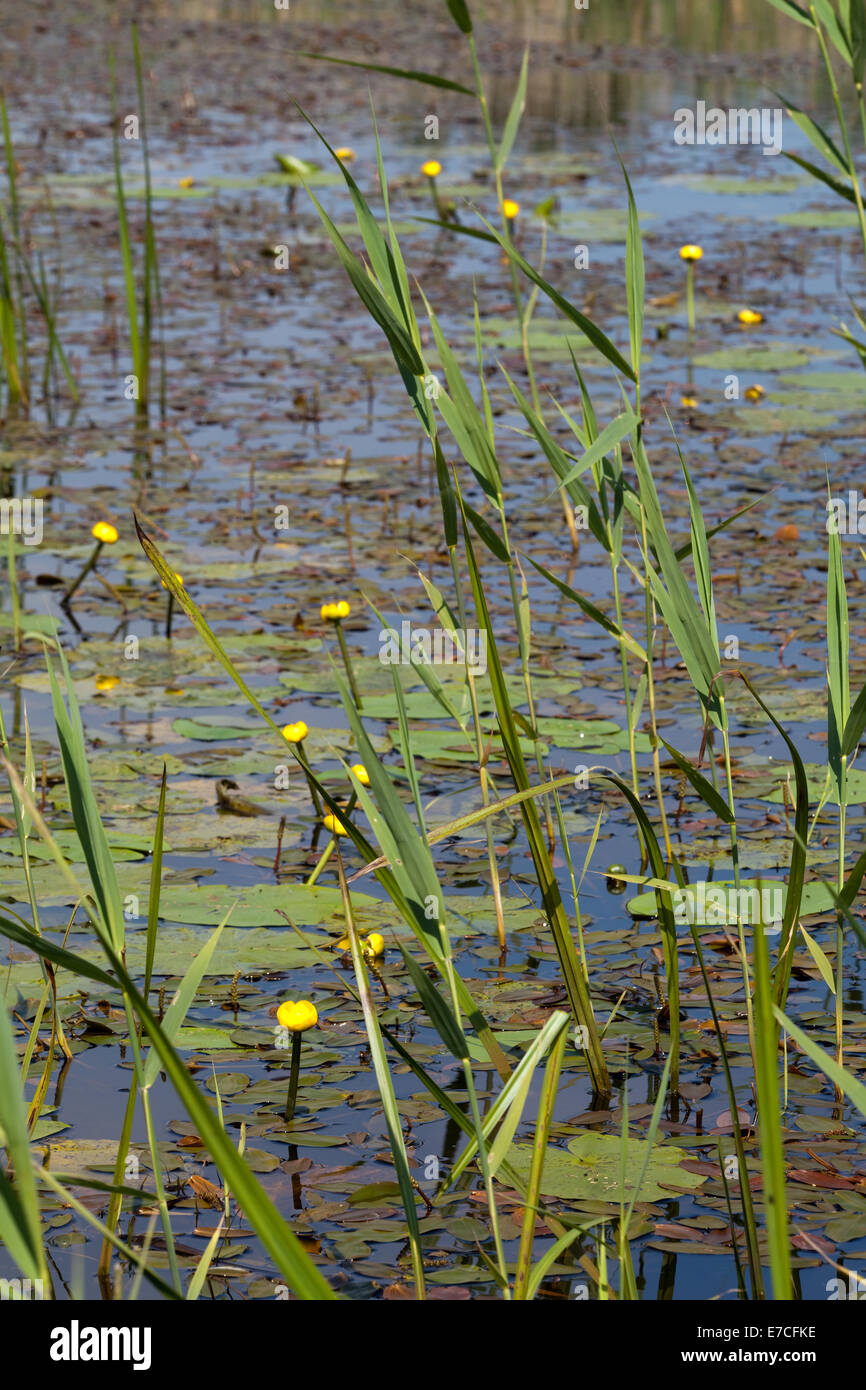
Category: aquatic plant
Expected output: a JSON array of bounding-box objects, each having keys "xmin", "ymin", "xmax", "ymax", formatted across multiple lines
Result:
[{"xmin": 3, "ymin": 0, "xmax": 866, "ymax": 1309}]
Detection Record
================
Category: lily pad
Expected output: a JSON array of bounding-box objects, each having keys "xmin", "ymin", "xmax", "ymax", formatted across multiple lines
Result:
[
  {"xmin": 172, "ymin": 718, "xmax": 264, "ymax": 741},
  {"xmin": 693, "ymin": 346, "xmax": 811, "ymax": 371},
  {"xmin": 506, "ymin": 1131, "xmax": 707, "ymax": 1203}
]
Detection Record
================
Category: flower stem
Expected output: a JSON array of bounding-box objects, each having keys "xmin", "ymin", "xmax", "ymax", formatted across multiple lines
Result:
[
  {"xmin": 428, "ymin": 177, "xmax": 444, "ymax": 222},
  {"xmin": 285, "ymin": 1032, "xmax": 302, "ymax": 1122},
  {"xmin": 64, "ymin": 540, "xmax": 102, "ymax": 603},
  {"xmin": 685, "ymin": 262, "xmax": 695, "ymax": 336}
]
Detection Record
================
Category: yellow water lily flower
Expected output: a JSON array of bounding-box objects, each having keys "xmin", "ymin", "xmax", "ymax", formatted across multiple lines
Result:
[
  {"xmin": 334, "ymin": 147, "xmax": 356, "ymax": 162},
  {"xmin": 323, "ymin": 812, "xmax": 349, "ymax": 836},
  {"xmin": 422, "ymin": 159, "xmax": 442, "ymax": 178},
  {"xmin": 679, "ymin": 244, "xmax": 703, "ymax": 262},
  {"xmin": 335, "ymin": 931, "xmax": 384, "ymax": 958},
  {"xmin": 95, "ymin": 674, "xmax": 120, "ymax": 692},
  {"xmin": 277, "ymin": 999, "xmax": 318, "ymax": 1032},
  {"xmin": 738, "ymin": 308, "xmax": 763, "ymax": 325},
  {"xmin": 350, "ymin": 763, "xmax": 370, "ymax": 786},
  {"xmin": 178, "ymin": 176, "xmax": 195, "ymax": 188},
  {"xmin": 744, "ymin": 384, "xmax": 765, "ymax": 401},
  {"xmin": 321, "ymin": 600, "xmax": 350, "ymax": 621},
  {"xmin": 502, "ymin": 198, "xmax": 520, "ymax": 220},
  {"xmin": 91, "ymin": 522, "xmax": 118, "ymax": 545},
  {"xmin": 681, "ymin": 396, "xmax": 698, "ymax": 408},
  {"xmin": 282, "ymin": 720, "xmax": 309, "ymax": 744}
]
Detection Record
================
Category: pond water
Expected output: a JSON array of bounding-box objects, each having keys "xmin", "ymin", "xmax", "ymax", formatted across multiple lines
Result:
[{"xmin": 2, "ymin": 0, "xmax": 866, "ymax": 1303}]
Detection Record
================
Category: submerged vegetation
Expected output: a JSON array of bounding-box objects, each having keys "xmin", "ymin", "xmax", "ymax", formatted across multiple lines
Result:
[{"xmin": 3, "ymin": 0, "xmax": 866, "ymax": 1310}]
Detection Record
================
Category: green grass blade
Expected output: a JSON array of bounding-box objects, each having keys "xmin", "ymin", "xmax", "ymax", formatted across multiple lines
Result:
[
  {"xmin": 776, "ymin": 92, "xmax": 851, "ymax": 174},
  {"xmin": 513, "ymin": 1024, "xmax": 567, "ymax": 1298},
  {"xmin": 526, "ymin": 555, "xmax": 646, "ymax": 661},
  {"xmin": 737, "ymin": 675, "xmax": 810, "ymax": 1007},
  {"xmin": 460, "ymin": 499, "xmax": 610, "ymax": 1092},
  {"xmin": 45, "ymin": 651, "xmax": 125, "ymax": 951},
  {"xmin": 186, "ymin": 1216, "xmax": 224, "ymax": 1300},
  {"xmin": 142, "ymin": 917, "xmax": 228, "ymax": 1088},
  {"xmin": 753, "ymin": 916, "xmax": 792, "ymax": 1298},
  {"xmin": 292, "ymin": 50, "xmax": 473, "ymax": 95},
  {"xmin": 674, "ymin": 433, "xmax": 719, "ymax": 652},
  {"xmin": 500, "ymin": 364, "xmax": 612, "ymax": 549},
  {"xmin": 472, "ymin": 209, "xmax": 636, "ymax": 381},
  {"xmin": 398, "ymin": 943, "xmax": 467, "ymax": 1059},
  {"xmin": 543, "ymin": 408, "xmax": 639, "ymax": 498},
  {"xmin": 336, "ymin": 854, "xmax": 426, "ymax": 1298},
  {"xmin": 775, "ymin": 1004, "xmax": 866, "ymax": 1115},
  {"xmin": 144, "ymin": 765, "xmax": 167, "ymax": 999},
  {"xmin": 0, "ymin": 1003, "xmax": 46, "ymax": 1282},
  {"xmin": 423, "ymin": 293, "xmax": 502, "ymax": 502},
  {"xmin": 449, "ymin": 1012, "xmax": 570, "ymax": 1183},
  {"xmin": 497, "ymin": 47, "xmax": 528, "ymax": 172},
  {"xmin": 827, "ymin": 510, "xmax": 850, "ymax": 802},
  {"xmin": 615, "ymin": 142, "xmax": 644, "ymax": 382},
  {"xmin": 601, "ymin": 773, "xmax": 680, "ymax": 1093},
  {"xmin": 783, "ymin": 149, "xmax": 856, "ymax": 202},
  {"xmin": 445, "ymin": 0, "xmax": 473, "ymax": 33},
  {"xmin": 299, "ymin": 180, "xmax": 424, "ymax": 377},
  {"xmin": 660, "ymin": 740, "xmax": 733, "ymax": 822}
]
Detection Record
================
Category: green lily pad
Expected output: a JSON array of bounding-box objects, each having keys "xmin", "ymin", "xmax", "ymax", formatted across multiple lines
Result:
[
  {"xmin": 174, "ymin": 1026, "xmax": 243, "ymax": 1050},
  {"xmin": 35, "ymin": 1139, "xmax": 147, "ymax": 1174},
  {"xmin": 776, "ymin": 371, "xmax": 866, "ymax": 397},
  {"xmin": 506, "ymin": 1131, "xmax": 707, "ymax": 1203},
  {"xmin": 534, "ymin": 717, "xmax": 652, "ymax": 753},
  {"xmin": 555, "ymin": 209, "xmax": 655, "ymax": 243},
  {"xmin": 153, "ymin": 881, "xmax": 397, "ymax": 928},
  {"xmin": 775, "ymin": 209, "xmax": 859, "ymax": 228},
  {"xmin": 679, "ymin": 175, "xmax": 801, "ymax": 195},
  {"xmin": 693, "ymin": 346, "xmax": 811, "ymax": 371},
  {"xmin": 172, "ymin": 718, "xmax": 263, "ymax": 741}
]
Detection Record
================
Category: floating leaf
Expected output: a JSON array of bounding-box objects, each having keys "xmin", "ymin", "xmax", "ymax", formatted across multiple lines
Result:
[{"xmin": 506, "ymin": 1131, "xmax": 707, "ymax": 1203}]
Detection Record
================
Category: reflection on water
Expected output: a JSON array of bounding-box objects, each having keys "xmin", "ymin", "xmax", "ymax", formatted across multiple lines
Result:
[
  {"xmin": 123, "ymin": 0, "xmax": 813, "ymax": 53},
  {"xmin": 2, "ymin": 0, "xmax": 823, "ymax": 137}
]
